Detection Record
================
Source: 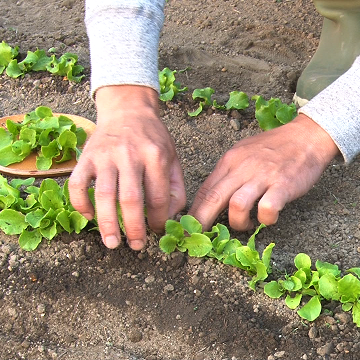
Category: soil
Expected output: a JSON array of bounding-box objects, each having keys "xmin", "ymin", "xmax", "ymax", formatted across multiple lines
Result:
[{"xmin": 0, "ymin": 1, "xmax": 360, "ymax": 360}]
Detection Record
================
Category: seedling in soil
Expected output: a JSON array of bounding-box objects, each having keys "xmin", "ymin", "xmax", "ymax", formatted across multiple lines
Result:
[
  {"xmin": 252, "ymin": 95, "xmax": 297, "ymax": 130},
  {"xmin": 160, "ymin": 215, "xmax": 274, "ymax": 290},
  {"xmin": 188, "ymin": 87, "xmax": 249, "ymax": 117},
  {"xmin": 159, "ymin": 67, "xmax": 188, "ymax": 101},
  {"xmin": 0, "ymin": 41, "xmax": 84, "ymax": 82}
]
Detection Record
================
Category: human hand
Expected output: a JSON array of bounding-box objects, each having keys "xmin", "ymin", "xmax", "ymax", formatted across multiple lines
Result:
[
  {"xmin": 69, "ymin": 85, "xmax": 186, "ymax": 250},
  {"xmin": 189, "ymin": 114, "xmax": 339, "ymax": 231}
]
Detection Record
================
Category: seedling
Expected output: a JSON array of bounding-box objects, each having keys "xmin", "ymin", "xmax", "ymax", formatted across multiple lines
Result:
[
  {"xmin": 0, "ymin": 176, "xmax": 88, "ymax": 250},
  {"xmin": 188, "ymin": 87, "xmax": 249, "ymax": 117},
  {"xmin": 252, "ymin": 95, "xmax": 297, "ymax": 130},
  {"xmin": 158, "ymin": 67, "xmax": 188, "ymax": 101},
  {"xmin": 0, "ymin": 41, "xmax": 84, "ymax": 82},
  {"xmin": 160, "ymin": 216, "xmax": 274, "ymax": 289},
  {"xmin": 0, "ymin": 106, "xmax": 87, "ymax": 170}
]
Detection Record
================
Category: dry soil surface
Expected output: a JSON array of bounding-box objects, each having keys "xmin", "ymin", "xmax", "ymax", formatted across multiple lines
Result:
[{"xmin": 0, "ymin": 1, "xmax": 360, "ymax": 360}]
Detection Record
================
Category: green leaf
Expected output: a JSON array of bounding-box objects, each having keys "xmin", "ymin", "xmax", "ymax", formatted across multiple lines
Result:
[
  {"xmin": 0, "ymin": 127, "xmax": 14, "ymax": 148},
  {"xmin": 56, "ymin": 209, "xmax": 72, "ymax": 232},
  {"xmin": 352, "ymin": 302, "xmax": 360, "ymax": 327},
  {"xmin": 0, "ymin": 144, "xmax": 26, "ymax": 166},
  {"xmin": 262, "ymin": 242, "xmax": 275, "ymax": 270},
  {"xmin": 276, "ymin": 103, "xmax": 297, "ymax": 124},
  {"xmin": 338, "ymin": 274, "xmax": 360, "ymax": 303},
  {"xmin": 347, "ymin": 267, "xmax": 360, "ymax": 279},
  {"xmin": 69, "ymin": 211, "xmax": 88, "ymax": 233},
  {"xmin": 342, "ymin": 302, "xmax": 353, "ymax": 312},
  {"xmin": 192, "ymin": 87, "xmax": 214, "ymax": 105},
  {"xmin": 25, "ymin": 208, "xmax": 46, "ymax": 228},
  {"xmin": 248, "ymin": 261, "xmax": 269, "ymax": 290},
  {"xmin": 285, "ymin": 293, "xmax": 302, "ymax": 310},
  {"xmin": 318, "ymin": 273, "xmax": 340, "ymax": 301},
  {"xmin": 75, "ymin": 127, "xmax": 87, "ymax": 146},
  {"xmin": 247, "ymin": 223, "xmax": 266, "ymax": 250},
  {"xmin": 58, "ymin": 129, "xmax": 77, "ymax": 150},
  {"xmin": 180, "ymin": 215, "xmax": 202, "ymax": 234},
  {"xmin": 0, "ymin": 41, "xmax": 18, "ymax": 68},
  {"xmin": 264, "ymin": 281, "xmax": 284, "ymax": 298},
  {"xmin": 289, "ymin": 275, "xmax": 303, "ymax": 291},
  {"xmin": 225, "ymin": 91, "xmax": 249, "ymax": 110},
  {"xmin": 41, "ymin": 139, "xmax": 60, "ymax": 159},
  {"xmin": 165, "ymin": 219, "xmax": 184, "ymax": 239},
  {"xmin": 159, "ymin": 234, "xmax": 179, "ymax": 254},
  {"xmin": 294, "ymin": 253, "xmax": 311, "ymax": 270},
  {"xmin": 11, "ymin": 140, "xmax": 31, "ymax": 157},
  {"xmin": 297, "ymin": 296, "xmax": 322, "ymax": 322},
  {"xmin": 188, "ymin": 102, "xmax": 205, "ymax": 117},
  {"xmin": 236, "ymin": 246, "xmax": 259, "ymax": 271},
  {"xmin": 6, "ymin": 59, "xmax": 23, "ymax": 78},
  {"xmin": 36, "ymin": 155, "xmax": 53, "ymax": 170},
  {"xmin": 35, "ymin": 106, "xmax": 53, "ymax": 119},
  {"xmin": 222, "ymin": 252, "xmax": 247, "ymax": 270},
  {"xmin": 40, "ymin": 222, "xmax": 58, "ymax": 240},
  {"xmin": 19, "ymin": 228, "xmax": 43, "ymax": 251},
  {"xmin": 10, "ymin": 177, "xmax": 35, "ymax": 190},
  {"xmin": 316, "ymin": 260, "xmax": 341, "ymax": 278},
  {"xmin": 19, "ymin": 127, "xmax": 37, "ymax": 148},
  {"xmin": 183, "ymin": 233, "xmax": 212, "ymax": 257},
  {"xmin": 0, "ymin": 209, "xmax": 28, "ymax": 235}
]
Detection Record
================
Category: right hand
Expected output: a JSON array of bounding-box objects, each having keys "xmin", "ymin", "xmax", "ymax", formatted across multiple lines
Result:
[{"xmin": 69, "ymin": 85, "xmax": 186, "ymax": 250}]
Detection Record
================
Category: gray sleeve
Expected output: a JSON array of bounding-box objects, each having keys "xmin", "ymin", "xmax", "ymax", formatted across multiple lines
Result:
[
  {"xmin": 298, "ymin": 56, "xmax": 360, "ymax": 163},
  {"xmin": 85, "ymin": 0, "xmax": 165, "ymax": 97}
]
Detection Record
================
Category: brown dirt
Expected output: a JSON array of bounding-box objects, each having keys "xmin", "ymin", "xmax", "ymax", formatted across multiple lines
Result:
[{"xmin": 0, "ymin": 1, "xmax": 360, "ymax": 359}]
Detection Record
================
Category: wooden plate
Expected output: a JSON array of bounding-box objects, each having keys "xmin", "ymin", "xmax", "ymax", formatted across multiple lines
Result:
[{"xmin": 0, "ymin": 113, "xmax": 96, "ymax": 177}]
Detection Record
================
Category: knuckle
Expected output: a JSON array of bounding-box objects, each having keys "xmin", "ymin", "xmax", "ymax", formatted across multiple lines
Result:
[
  {"xmin": 147, "ymin": 195, "xmax": 169, "ymax": 210},
  {"xmin": 229, "ymin": 194, "xmax": 248, "ymax": 213},
  {"xmin": 203, "ymin": 188, "xmax": 222, "ymax": 205},
  {"xmin": 98, "ymin": 218, "xmax": 117, "ymax": 233},
  {"xmin": 120, "ymin": 190, "xmax": 142, "ymax": 206}
]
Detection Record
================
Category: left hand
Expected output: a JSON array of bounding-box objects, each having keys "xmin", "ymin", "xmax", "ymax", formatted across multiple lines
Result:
[{"xmin": 189, "ymin": 114, "xmax": 339, "ymax": 231}]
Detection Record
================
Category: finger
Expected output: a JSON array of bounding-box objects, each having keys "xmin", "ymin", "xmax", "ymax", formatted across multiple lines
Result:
[
  {"xmin": 118, "ymin": 162, "xmax": 146, "ymax": 251},
  {"xmin": 189, "ymin": 175, "xmax": 241, "ymax": 230},
  {"xmin": 228, "ymin": 182, "xmax": 265, "ymax": 231},
  {"xmin": 189, "ymin": 164, "xmax": 229, "ymax": 216},
  {"xmin": 94, "ymin": 168, "xmax": 122, "ymax": 249},
  {"xmin": 257, "ymin": 184, "xmax": 290, "ymax": 225},
  {"xmin": 168, "ymin": 159, "xmax": 186, "ymax": 218},
  {"xmin": 143, "ymin": 153, "xmax": 171, "ymax": 233},
  {"xmin": 69, "ymin": 160, "xmax": 95, "ymax": 220}
]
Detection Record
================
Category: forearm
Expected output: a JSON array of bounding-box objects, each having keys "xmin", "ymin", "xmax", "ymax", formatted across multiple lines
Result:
[
  {"xmin": 299, "ymin": 55, "xmax": 360, "ymax": 163},
  {"xmin": 85, "ymin": 0, "xmax": 166, "ymax": 97}
]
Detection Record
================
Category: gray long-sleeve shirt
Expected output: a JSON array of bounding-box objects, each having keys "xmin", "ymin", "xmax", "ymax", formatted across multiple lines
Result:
[{"xmin": 85, "ymin": 0, "xmax": 360, "ymax": 163}]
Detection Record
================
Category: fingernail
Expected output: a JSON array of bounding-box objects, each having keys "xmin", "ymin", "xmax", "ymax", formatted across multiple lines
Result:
[
  {"xmin": 129, "ymin": 239, "xmax": 145, "ymax": 251},
  {"xmin": 104, "ymin": 235, "xmax": 120, "ymax": 249}
]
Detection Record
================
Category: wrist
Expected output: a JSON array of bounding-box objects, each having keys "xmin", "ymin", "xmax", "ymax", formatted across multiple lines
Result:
[
  {"xmin": 291, "ymin": 113, "xmax": 340, "ymax": 164},
  {"xmin": 94, "ymin": 85, "xmax": 160, "ymax": 123}
]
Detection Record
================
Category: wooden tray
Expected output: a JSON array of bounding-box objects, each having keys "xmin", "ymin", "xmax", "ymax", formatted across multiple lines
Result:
[{"xmin": 0, "ymin": 113, "xmax": 96, "ymax": 177}]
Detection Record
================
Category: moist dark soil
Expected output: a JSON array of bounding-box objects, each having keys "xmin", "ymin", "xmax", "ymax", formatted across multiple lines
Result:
[{"xmin": 0, "ymin": 1, "xmax": 360, "ymax": 359}]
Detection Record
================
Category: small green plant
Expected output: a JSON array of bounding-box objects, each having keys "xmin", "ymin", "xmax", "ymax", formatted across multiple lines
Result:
[
  {"xmin": 0, "ymin": 176, "xmax": 88, "ymax": 251},
  {"xmin": 158, "ymin": 67, "xmax": 188, "ymax": 101},
  {"xmin": 188, "ymin": 87, "xmax": 249, "ymax": 117},
  {"xmin": 0, "ymin": 106, "xmax": 87, "ymax": 170},
  {"xmin": 264, "ymin": 254, "xmax": 360, "ymax": 325},
  {"xmin": 0, "ymin": 41, "xmax": 84, "ymax": 82},
  {"xmin": 252, "ymin": 95, "xmax": 297, "ymax": 130},
  {"xmin": 159, "ymin": 215, "xmax": 274, "ymax": 289}
]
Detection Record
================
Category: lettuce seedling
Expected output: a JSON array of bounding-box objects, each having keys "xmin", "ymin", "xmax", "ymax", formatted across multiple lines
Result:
[
  {"xmin": 160, "ymin": 216, "xmax": 273, "ymax": 289},
  {"xmin": 0, "ymin": 176, "xmax": 89, "ymax": 250},
  {"xmin": 0, "ymin": 106, "xmax": 87, "ymax": 170},
  {"xmin": 0, "ymin": 41, "xmax": 84, "ymax": 82},
  {"xmin": 159, "ymin": 67, "xmax": 188, "ymax": 101},
  {"xmin": 252, "ymin": 95, "xmax": 297, "ymax": 130},
  {"xmin": 188, "ymin": 88, "xmax": 249, "ymax": 117}
]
